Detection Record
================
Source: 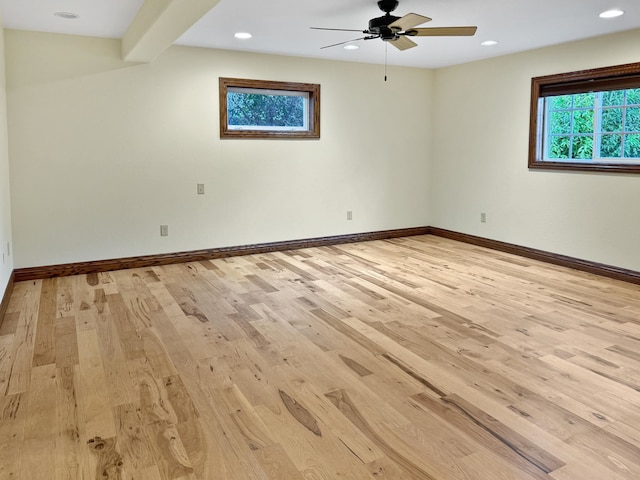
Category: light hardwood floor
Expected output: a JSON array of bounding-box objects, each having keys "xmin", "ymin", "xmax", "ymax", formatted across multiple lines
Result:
[{"xmin": 1, "ymin": 235, "xmax": 640, "ymax": 480}]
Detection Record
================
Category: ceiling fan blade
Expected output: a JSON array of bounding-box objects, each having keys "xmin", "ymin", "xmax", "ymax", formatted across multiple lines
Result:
[
  {"xmin": 311, "ymin": 27, "xmax": 365, "ymax": 33},
  {"xmin": 390, "ymin": 35, "xmax": 417, "ymax": 51},
  {"xmin": 320, "ymin": 36, "xmax": 372, "ymax": 49},
  {"xmin": 388, "ymin": 13, "xmax": 431, "ymax": 31},
  {"xmin": 406, "ymin": 26, "xmax": 478, "ymax": 37}
]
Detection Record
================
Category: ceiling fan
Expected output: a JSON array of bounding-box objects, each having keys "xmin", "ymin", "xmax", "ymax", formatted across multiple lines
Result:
[{"xmin": 311, "ymin": 0, "xmax": 477, "ymax": 51}]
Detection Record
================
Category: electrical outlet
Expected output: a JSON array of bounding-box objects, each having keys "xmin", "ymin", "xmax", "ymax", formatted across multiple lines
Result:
[
  {"xmin": 160, "ymin": 225, "xmax": 169, "ymax": 236},
  {"xmin": 197, "ymin": 183, "xmax": 205, "ymax": 195},
  {"xmin": 481, "ymin": 213, "xmax": 487, "ymax": 223},
  {"xmin": 347, "ymin": 210, "xmax": 353, "ymax": 221}
]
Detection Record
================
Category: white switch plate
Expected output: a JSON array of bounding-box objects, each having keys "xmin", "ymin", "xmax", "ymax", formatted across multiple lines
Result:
[{"xmin": 160, "ymin": 225, "xmax": 169, "ymax": 236}]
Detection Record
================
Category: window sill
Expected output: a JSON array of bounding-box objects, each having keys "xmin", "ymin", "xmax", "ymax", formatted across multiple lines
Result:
[{"xmin": 528, "ymin": 159, "xmax": 640, "ymax": 174}]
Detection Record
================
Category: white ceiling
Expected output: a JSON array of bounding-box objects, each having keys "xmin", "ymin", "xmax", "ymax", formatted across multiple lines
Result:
[{"xmin": 0, "ymin": 0, "xmax": 639, "ymax": 68}]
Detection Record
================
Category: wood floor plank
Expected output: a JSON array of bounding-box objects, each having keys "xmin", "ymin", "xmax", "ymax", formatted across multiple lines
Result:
[
  {"xmin": 409, "ymin": 392, "xmax": 557, "ymax": 480},
  {"xmin": 251, "ymin": 443, "xmax": 305, "ymax": 480},
  {"xmin": 5, "ymin": 282, "xmax": 41, "ymax": 395},
  {"xmin": 0, "ymin": 311, "xmax": 19, "ymax": 336},
  {"xmin": 0, "ymin": 392, "xmax": 27, "ymax": 479},
  {"xmin": 55, "ymin": 366, "xmax": 81, "ymax": 480},
  {"xmin": 3, "ymin": 235, "xmax": 640, "ymax": 479},
  {"xmin": 55, "ymin": 316, "xmax": 79, "ymax": 369},
  {"xmin": 21, "ymin": 363, "xmax": 57, "ymax": 480},
  {"xmin": 32, "ymin": 278, "xmax": 57, "ymax": 367},
  {"xmin": 113, "ymin": 402, "xmax": 155, "ymax": 472},
  {"xmin": 76, "ymin": 329, "xmax": 116, "ymax": 442}
]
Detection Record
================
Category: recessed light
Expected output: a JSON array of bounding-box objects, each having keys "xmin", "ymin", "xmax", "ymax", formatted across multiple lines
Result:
[
  {"xmin": 599, "ymin": 9, "xmax": 624, "ymax": 18},
  {"xmin": 481, "ymin": 40, "xmax": 498, "ymax": 46},
  {"xmin": 53, "ymin": 12, "xmax": 79, "ymax": 20},
  {"xmin": 234, "ymin": 32, "xmax": 252, "ymax": 39},
  {"xmin": 344, "ymin": 44, "xmax": 359, "ymax": 50}
]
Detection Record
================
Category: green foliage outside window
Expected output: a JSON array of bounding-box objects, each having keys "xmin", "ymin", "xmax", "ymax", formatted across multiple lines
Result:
[
  {"xmin": 546, "ymin": 88, "xmax": 640, "ymax": 160},
  {"xmin": 227, "ymin": 92, "xmax": 305, "ymax": 128}
]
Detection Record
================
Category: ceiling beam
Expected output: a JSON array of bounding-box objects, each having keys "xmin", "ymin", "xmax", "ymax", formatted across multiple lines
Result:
[{"xmin": 122, "ymin": 0, "xmax": 221, "ymax": 63}]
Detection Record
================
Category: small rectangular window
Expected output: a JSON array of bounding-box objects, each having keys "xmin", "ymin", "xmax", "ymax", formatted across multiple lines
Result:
[
  {"xmin": 219, "ymin": 78, "xmax": 320, "ymax": 139},
  {"xmin": 529, "ymin": 62, "xmax": 640, "ymax": 173}
]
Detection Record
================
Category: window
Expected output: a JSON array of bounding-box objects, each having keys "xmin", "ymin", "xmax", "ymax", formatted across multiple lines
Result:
[
  {"xmin": 219, "ymin": 78, "xmax": 320, "ymax": 139},
  {"xmin": 529, "ymin": 62, "xmax": 640, "ymax": 173}
]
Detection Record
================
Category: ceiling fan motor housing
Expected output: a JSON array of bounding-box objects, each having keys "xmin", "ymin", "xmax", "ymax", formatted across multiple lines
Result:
[
  {"xmin": 369, "ymin": 15, "xmax": 401, "ymax": 38},
  {"xmin": 370, "ymin": 0, "xmax": 402, "ymax": 39}
]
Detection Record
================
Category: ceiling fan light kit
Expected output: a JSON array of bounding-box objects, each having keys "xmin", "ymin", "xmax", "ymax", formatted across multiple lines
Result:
[{"xmin": 311, "ymin": 0, "xmax": 477, "ymax": 51}]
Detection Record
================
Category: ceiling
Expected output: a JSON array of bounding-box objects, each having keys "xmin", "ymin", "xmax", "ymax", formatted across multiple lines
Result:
[{"xmin": 0, "ymin": 0, "xmax": 639, "ymax": 68}]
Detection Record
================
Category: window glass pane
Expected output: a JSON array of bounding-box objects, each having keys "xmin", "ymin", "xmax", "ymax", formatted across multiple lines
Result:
[
  {"xmin": 602, "ymin": 90, "xmax": 624, "ymax": 106},
  {"xmin": 572, "ymin": 136, "xmax": 593, "ymax": 159},
  {"xmin": 625, "ymin": 107, "xmax": 640, "ymax": 132},
  {"xmin": 624, "ymin": 134, "xmax": 640, "ymax": 158},
  {"xmin": 227, "ymin": 91, "xmax": 306, "ymax": 128},
  {"xmin": 627, "ymin": 89, "xmax": 640, "ymax": 105},
  {"xmin": 548, "ymin": 136, "xmax": 570, "ymax": 158},
  {"xmin": 549, "ymin": 111, "xmax": 571, "ymax": 134},
  {"xmin": 573, "ymin": 93, "xmax": 594, "ymax": 108},
  {"xmin": 599, "ymin": 134, "xmax": 622, "ymax": 158},
  {"xmin": 548, "ymin": 95, "xmax": 572, "ymax": 109},
  {"xmin": 572, "ymin": 110, "xmax": 593, "ymax": 134},
  {"xmin": 601, "ymin": 108, "xmax": 623, "ymax": 132}
]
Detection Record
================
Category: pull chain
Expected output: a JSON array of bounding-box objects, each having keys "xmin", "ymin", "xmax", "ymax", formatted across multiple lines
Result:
[{"xmin": 384, "ymin": 42, "xmax": 388, "ymax": 81}]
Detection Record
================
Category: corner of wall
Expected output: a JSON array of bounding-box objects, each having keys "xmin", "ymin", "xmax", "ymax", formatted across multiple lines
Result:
[{"xmin": 0, "ymin": 21, "xmax": 15, "ymax": 302}]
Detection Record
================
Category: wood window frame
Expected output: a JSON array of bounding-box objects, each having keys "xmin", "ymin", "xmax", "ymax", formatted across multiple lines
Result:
[
  {"xmin": 219, "ymin": 77, "xmax": 320, "ymax": 139},
  {"xmin": 529, "ymin": 62, "xmax": 640, "ymax": 174}
]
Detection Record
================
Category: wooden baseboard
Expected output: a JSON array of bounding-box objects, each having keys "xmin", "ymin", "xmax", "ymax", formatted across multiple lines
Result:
[
  {"xmin": 429, "ymin": 227, "xmax": 640, "ymax": 285},
  {"xmin": 0, "ymin": 270, "xmax": 16, "ymax": 327},
  {"xmin": 14, "ymin": 226, "xmax": 431, "ymax": 281},
  {"xmin": 12, "ymin": 225, "xmax": 640, "ymax": 286}
]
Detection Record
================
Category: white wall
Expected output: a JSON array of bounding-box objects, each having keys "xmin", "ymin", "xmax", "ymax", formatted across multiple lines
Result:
[
  {"xmin": 431, "ymin": 28, "xmax": 640, "ymax": 271},
  {"xmin": 6, "ymin": 27, "xmax": 640, "ymax": 274},
  {"xmin": 0, "ymin": 23, "xmax": 14, "ymax": 298},
  {"xmin": 5, "ymin": 30, "xmax": 433, "ymax": 268}
]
